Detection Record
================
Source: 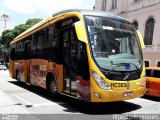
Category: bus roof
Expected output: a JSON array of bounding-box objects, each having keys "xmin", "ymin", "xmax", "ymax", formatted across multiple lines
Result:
[
  {"xmin": 10, "ymin": 9, "xmax": 129, "ymax": 45},
  {"xmin": 52, "ymin": 9, "xmax": 128, "ymax": 21}
]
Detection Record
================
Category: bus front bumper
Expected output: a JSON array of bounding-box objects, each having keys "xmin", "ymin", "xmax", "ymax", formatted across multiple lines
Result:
[{"xmin": 91, "ymin": 86, "xmax": 146, "ymax": 102}]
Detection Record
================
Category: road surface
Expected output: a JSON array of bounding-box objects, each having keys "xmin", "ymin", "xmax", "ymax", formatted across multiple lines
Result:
[{"xmin": 0, "ymin": 70, "xmax": 160, "ymax": 120}]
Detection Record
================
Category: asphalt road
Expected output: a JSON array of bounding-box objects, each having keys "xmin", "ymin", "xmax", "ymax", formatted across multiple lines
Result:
[{"xmin": 0, "ymin": 70, "xmax": 160, "ymax": 120}]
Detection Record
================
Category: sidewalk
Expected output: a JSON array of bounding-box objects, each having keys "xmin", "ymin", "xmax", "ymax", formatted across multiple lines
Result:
[
  {"xmin": 0, "ymin": 70, "xmax": 29, "ymax": 114},
  {"xmin": 0, "ymin": 89, "xmax": 29, "ymax": 114},
  {"xmin": 0, "ymin": 84, "xmax": 40, "ymax": 120}
]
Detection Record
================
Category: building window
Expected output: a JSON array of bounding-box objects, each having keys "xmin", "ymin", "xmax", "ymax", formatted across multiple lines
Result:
[
  {"xmin": 157, "ymin": 61, "xmax": 160, "ymax": 67},
  {"xmin": 102, "ymin": 0, "xmax": 107, "ymax": 11},
  {"xmin": 144, "ymin": 18, "xmax": 155, "ymax": 45},
  {"xmin": 133, "ymin": 21, "xmax": 138, "ymax": 30},
  {"xmin": 112, "ymin": 0, "xmax": 117, "ymax": 9},
  {"xmin": 145, "ymin": 60, "xmax": 150, "ymax": 67}
]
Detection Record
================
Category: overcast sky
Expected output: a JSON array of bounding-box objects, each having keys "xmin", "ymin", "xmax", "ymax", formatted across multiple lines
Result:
[{"xmin": 0, "ymin": 0, "xmax": 95, "ymax": 27}]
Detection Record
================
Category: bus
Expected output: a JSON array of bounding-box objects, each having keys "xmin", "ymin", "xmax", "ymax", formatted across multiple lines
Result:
[{"xmin": 9, "ymin": 10, "xmax": 146, "ymax": 102}]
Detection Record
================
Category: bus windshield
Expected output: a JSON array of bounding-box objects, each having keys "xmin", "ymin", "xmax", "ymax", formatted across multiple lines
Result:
[{"xmin": 85, "ymin": 16, "xmax": 143, "ymax": 73}]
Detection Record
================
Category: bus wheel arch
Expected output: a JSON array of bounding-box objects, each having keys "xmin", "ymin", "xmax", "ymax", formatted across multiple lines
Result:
[{"xmin": 46, "ymin": 72, "xmax": 58, "ymax": 96}]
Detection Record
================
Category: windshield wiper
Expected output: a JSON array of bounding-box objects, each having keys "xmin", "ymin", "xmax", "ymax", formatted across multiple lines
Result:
[{"xmin": 105, "ymin": 63, "xmax": 141, "ymax": 76}]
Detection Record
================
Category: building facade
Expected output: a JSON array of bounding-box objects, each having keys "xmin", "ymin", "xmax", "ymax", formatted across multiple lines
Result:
[
  {"xmin": 0, "ymin": 12, "xmax": 12, "ymax": 36},
  {"xmin": 95, "ymin": 0, "xmax": 160, "ymax": 67}
]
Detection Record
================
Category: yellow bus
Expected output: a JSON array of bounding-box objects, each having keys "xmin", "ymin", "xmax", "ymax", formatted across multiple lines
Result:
[{"xmin": 9, "ymin": 10, "xmax": 146, "ymax": 102}]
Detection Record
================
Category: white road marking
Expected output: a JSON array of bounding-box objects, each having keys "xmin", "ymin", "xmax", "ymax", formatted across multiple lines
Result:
[
  {"xmin": 13, "ymin": 94, "xmax": 64, "ymax": 108},
  {"xmin": 13, "ymin": 94, "xmax": 32, "ymax": 105}
]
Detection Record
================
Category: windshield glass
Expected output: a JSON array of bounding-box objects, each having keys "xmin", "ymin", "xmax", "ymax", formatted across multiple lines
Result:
[{"xmin": 85, "ymin": 16, "xmax": 143, "ymax": 72}]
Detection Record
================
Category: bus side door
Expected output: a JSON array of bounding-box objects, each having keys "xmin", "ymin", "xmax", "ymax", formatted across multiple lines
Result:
[{"xmin": 61, "ymin": 27, "xmax": 77, "ymax": 96}]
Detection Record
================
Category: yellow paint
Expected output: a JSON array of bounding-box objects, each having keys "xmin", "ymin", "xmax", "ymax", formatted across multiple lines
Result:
[
  {"xmin": 23, "ymin": 60, "xmax": 29, "ymax": 82},
  {"xmin": 58, "ymin": 65, "xmax": 63, "ymax": 93},
  {"xmin": 75, "ymin": 21, "xmax": 88, "ymax": 44},
  {"xmin": 48, "ymin": 62, "xmax": 53, "ymax": 70},
  {"xmin": 88, "ymin": 52, "xmax": 146, "ymax": 102},
  {"xmin": 137, "ymin": 30, "xmax": 145, "ymax": 49},
  {"xmin": 9, "ymin": 59, "xmax": 15, "ymax": 78}
]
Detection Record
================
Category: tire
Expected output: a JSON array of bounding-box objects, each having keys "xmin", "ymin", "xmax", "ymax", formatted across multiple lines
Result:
[
  {"xmin": 48, "ymin": 76, "xmax": 58, "ymax": 97},
  {"xmin": 16, "ymin": 71, "xmax": 20, "ymax": 84}
]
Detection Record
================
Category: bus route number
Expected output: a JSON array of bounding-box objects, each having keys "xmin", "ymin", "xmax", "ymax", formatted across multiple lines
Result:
[{"xmin": 93, "ymin": 19, "xmax": 102, "ymax": 27}]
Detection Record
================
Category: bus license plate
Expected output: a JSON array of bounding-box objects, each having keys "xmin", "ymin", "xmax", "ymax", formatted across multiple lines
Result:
[{"xmin": 123, "ymin": 91, "xmax": 133, "ymax": 97}]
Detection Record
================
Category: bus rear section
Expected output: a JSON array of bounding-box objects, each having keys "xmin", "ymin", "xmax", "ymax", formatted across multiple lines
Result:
[{"xmin": 9, "ymin": 10, "xmax": 146, "ymax": 102}]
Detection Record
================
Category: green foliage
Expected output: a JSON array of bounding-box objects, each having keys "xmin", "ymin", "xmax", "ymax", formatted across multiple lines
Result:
[
  {"xmin": 0, "ymin": 29, "xmax": 15, "ymax": 48},
  {"xmin": 0, "ymin": 18, "xmax": 42, "ymax": 49},
  {"xmin": 25, "ymin": 18, "xmax": 42, "ymax": 26}
]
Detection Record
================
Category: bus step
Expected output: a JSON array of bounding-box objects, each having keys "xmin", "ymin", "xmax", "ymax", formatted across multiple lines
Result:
[{"xmin": 61, "ymin": 91, "xmax": 77, "ymax": 98}]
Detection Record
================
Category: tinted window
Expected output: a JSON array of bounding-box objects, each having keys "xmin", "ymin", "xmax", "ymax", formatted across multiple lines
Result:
[
  {"xmin": 153, "ymin": 70, "xmax": 160, "ymax": 78},
  {"xmin": 146, "ymin": 69, "xmax": 151, "ymax": 77},
  {"xmin": 10, "ymin": 46, "xmax": 15, "ymax": 60}
]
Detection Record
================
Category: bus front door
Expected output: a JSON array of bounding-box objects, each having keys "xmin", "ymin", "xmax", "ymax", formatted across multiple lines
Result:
[{"xmin": 62, "ymin": 28, "xmax": 77, "ymax": 96}]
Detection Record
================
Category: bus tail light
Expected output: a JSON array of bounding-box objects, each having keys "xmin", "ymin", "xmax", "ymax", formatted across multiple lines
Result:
[{"xmin": 91, "ymin": 71, "xmax": 111, "ymax": 90}]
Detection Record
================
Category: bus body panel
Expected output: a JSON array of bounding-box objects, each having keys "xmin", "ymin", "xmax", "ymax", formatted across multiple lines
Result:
[
  {"xmin": 47, "ymin": 62, "xmax": 64, "ymax": 93},
  {"xmin": 85, "ymin": 36, "xmax": 146, "ymax": 102},
  {"xmin": 24, "ymin": 60, "xmax": 30, "ymax": 83},
  {"xmin": 9, "ymin": 59, "xmax": 15, "ymax": 79},
  {"xmin": 29, "ymin": 59, "xmax": 48, "ymax": 88},
  {"xmin": 15, "ymin": 60, "xmax": 25, "ymax": 82},
  {"xmin": 76, "ymin": 76, "xmax": 90, "ymax": 101},
  {"xmin": 90, "ymin": 80, "xmax": 145, "ymax": 102}
]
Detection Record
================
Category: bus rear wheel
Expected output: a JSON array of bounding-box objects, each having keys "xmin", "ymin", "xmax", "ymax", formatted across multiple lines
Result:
[
  {"xmin": 48, "ymin": 76, "xmax": 58, "ymax": 97},
  {"xmin": 16, "ymin": 71, "xmax": 20, "ymax": 83}
]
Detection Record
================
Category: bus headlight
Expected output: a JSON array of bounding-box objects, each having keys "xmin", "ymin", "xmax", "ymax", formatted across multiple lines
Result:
[
  {"xmin": 91, "ymin": 71, "xmax": 111, "ymax": 90},
  {"xmin": 140, "ymin": 75, "xmax": 146, "ymax": 87}
]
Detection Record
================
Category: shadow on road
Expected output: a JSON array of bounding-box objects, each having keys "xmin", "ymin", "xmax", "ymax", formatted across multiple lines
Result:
[
  {"xmin": 9, "ymin": 80, "xmax": 142, "ymax": 115},
  {"xmin": 141, "ymin": 95, "xmax": 160, "ymax": 102}
]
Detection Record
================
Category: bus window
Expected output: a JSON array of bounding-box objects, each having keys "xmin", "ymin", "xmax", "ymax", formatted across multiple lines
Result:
[
  {"xmin": 77, "ymin": 41, "xmax": 90, "ymax": 80},
  {"xmin": 24, "ymin": 42, "xmax": 30, "ymax": 59},
  {"xmin": 10, "ymin": 47, "xmax": 15, "ymax": 60},
  {"xmin": 47, "ymin": 24, "xmax": 62, "ymax": 63}
]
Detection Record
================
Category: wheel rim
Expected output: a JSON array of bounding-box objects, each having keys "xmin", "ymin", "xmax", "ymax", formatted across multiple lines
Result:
[
  {"xmin": 17, "ymin": 73, "xmax": 20, "ymax": 82},
  {"xmin": 50, "ymin": 80, "xmax": 57, "ymax": 93}
]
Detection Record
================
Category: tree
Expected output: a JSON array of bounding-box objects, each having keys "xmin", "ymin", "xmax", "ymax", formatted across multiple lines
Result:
[
  {"xmin": 0, "ymin": 18, "xmax": 42, "ymax": 49},
  {"xmin": 14, "ymin": 24, "xmax": 30, "ymax": 37},
  {"xmin": 25, "ymin": 18, "xmax": 42, "ymax": 26},
  {"xmin": 0, "ymin": 29, "xmax": 15, "ymax": 48}
]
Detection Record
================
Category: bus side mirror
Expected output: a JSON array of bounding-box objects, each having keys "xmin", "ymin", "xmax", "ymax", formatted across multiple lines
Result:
[
  {"xmin": 136, "ymin": 30, "xmax": 145, "ymax": 49},
  {"xmin": 74, "ymin": 21, "xmax": 87, "ymax": 43}
]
